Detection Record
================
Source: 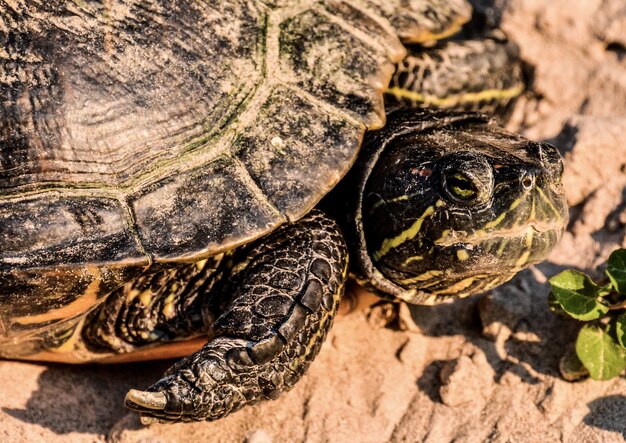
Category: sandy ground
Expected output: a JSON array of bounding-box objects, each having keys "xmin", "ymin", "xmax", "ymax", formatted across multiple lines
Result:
[{"xmin": 2, "ymin": 0, "xmax": 626, "ymax": 441}]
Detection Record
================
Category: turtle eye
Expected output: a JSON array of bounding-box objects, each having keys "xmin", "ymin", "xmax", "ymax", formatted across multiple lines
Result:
[
  {"xmin": 443, "ymin": 172, "xmax": 480, "ymax": 204},
  {"xmin": 439, "ymin": 152, "xmax": 494, "ymax": 205}
]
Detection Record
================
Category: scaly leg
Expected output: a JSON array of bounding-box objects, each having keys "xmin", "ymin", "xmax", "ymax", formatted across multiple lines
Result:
[
  {"xmin": 125, "ymin": 210, "xmax": 348, "ymax": 422},
  {"xmin": 81, "ymin": 256, "xmax": 226, "ymax": 355}
]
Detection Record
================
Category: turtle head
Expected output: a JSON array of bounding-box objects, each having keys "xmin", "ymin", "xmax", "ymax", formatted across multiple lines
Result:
[{"xmin": 358, "ymin": 115, "xmax": 568, "ymax": 303}]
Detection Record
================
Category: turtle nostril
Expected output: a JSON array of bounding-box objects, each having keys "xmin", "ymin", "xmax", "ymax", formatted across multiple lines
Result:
[{"xmin": 521, "ymin": 174, "xmax": 534, "ymax": 190}]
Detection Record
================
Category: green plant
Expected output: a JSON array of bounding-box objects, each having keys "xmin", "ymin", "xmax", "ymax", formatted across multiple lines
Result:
[{"xmin": 549, "ymin": 249, "xmax": 626, "ymax": 381}]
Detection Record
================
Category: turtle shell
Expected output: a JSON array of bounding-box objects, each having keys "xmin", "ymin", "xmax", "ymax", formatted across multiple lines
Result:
[{"xmin": 0, "ymin": 0, "xmax": 471, "ymax": 342}]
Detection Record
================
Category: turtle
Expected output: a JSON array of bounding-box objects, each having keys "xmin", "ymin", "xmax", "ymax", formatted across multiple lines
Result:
[{"xmin": 0, "ymin": 0, "xmax": 568, "ymax": 423}]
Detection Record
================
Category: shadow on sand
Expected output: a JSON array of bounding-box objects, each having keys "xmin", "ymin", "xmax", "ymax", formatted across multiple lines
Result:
[
  {"xmin": 405, "ymin": 265, "xmax": 583, "ymax": 386},
  {"xmin": 3, "ymin": 360, "xmax": 172, "ymax": 435},
  {"xmin": 584, "ymin": 395, "xmax": 626, "ymax": 438}
]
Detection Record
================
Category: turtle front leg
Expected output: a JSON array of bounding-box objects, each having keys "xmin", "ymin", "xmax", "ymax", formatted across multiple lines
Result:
[{"xmin": 125, "ymin": 210, "xmax": 348, "ymax": 423}]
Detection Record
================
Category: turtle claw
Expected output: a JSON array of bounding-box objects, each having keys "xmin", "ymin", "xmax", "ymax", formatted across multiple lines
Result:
[{"xmin": 125, "ymin": 389, "xmax": 167, "ymax": 411}]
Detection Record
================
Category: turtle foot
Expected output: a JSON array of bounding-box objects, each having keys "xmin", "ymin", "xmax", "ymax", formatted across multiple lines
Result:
[
  {"xmin": 124, "ymin": 337, "xmax": 250, "ymax": 423},
  {"xmin": 125, "ymin": 211, "xmax": 348, "ymax": 423}
]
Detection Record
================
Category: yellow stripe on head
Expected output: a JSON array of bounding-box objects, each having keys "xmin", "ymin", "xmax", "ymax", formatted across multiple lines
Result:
[
  {"xmin": 536, "ymin": 187, "xmax": 563, "ymax": 222},
  {"xmin": 373, "ymin": 205, "xmax": 435, "ymax": 261},
  {"xmin": 398, "ymin": 270, "xmax": 444, "ymax": 285}
]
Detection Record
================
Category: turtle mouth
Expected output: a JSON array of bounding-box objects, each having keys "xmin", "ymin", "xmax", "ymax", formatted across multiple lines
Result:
[
  {"xmin": 527, "ymin": 222, "xmax": 554, "ymax": 233},
  {"xmin": 446, "ymin": 216, "xmax": 566, "ymax": 269},
  {"xmin": 478, "ymin": 222, "xmax": 564, "ymax": 268},
  {"xmin": 391, "ymin": 193, "xmax": 568, "ymax": 298},
  {"xmin": 392, "ymin": 223, "xmax": 565, "ymax": 299},
  {"xmin": 433, "ymin": 219, "xmax": 564, "ymax": 247},
  {"xmin": 434, "ymin": 179, "xmax": 569, "ymax": 264}
]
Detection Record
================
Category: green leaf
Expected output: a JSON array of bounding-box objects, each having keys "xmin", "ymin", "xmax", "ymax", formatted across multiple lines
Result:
[
  {"xmin": 607, "ymin": 249, "xmax": 626, "ymax": 295},
  {"xmin": 598, "ymin": 284, "xmax": 614, "ymax": 299},
  {"xmin": 549, "ymin": 270, "xmax": 609, "ymax": 321},
  {"xmin": 576, "ymin": 324, "xmax": 626, "ymax": 380},
  {"xmin": 616, "ymin": 313, "xmax": 626, "ymax": 349}
]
